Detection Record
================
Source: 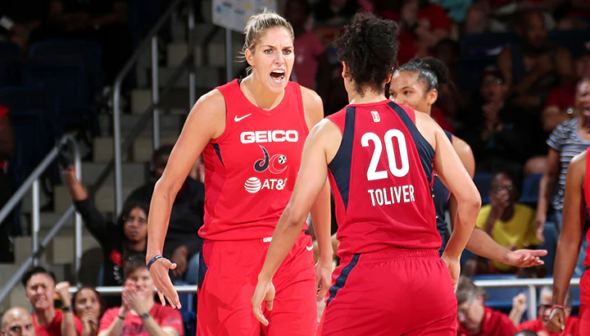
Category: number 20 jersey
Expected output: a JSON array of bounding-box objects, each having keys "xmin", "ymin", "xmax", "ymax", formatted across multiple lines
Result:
[{"xmin": 326, "ymin": 100, "xmax": 440, "ymax": 257}]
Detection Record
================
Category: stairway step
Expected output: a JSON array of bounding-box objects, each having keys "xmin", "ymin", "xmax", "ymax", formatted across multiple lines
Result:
[
  {"xmin": 54, "ymin": 185, "xmax": 135, "ymax": 213},
  {"xmin": 98, "ymin": 114, "xmax": 184, "ymax": 138}
]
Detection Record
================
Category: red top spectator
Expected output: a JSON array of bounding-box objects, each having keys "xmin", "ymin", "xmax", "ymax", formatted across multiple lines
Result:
[
  {"xmin": 33, "ymin": 311, "xmax": 84, "ymax": 336},
  {"xmin": 98, "ymin": 305, "xmax": 183, "ymax": 336},
  {"xmin": 518, "ymin": 316, "xmax": 580, "ymax": 336}
]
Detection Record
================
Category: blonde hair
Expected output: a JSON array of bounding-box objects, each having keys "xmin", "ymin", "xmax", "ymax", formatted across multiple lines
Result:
[{"xmin": 242, "ymin": 11, "xmax": 294, "ymax": 70}]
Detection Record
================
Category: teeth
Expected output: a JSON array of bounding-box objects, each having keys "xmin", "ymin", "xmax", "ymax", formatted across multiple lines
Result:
[{"xmin": 272, "ymin": 70, "xmax": 284, "ymax": 74}]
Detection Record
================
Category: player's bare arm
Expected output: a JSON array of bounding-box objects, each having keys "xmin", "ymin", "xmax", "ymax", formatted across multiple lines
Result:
[
  {"xmin": 252, "ymin": 118, "xmax": 341, "ymax": 326},
  {"xmin": 448, "ymin": 136, "xmax": 548, "ymax": 267},
  {"xmin": 547, "ymin": 152, "xmax": 586, "ymax": 333},
  {"xmin": 146, "ymin": 89, "xmax": 226, "ymax": 309},
  {"xmin": 416, "ymin": 112, "xmax": 480, "ymax": 288},
  {"xmin": 301, "ymin": 87, "xmax": 334, "ymax": 300}
]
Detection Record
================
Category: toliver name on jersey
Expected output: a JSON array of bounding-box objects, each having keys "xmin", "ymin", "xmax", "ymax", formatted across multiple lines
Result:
[{"xmin": 368, "ymin": 185, "xmax": 415, "ymax": 207}]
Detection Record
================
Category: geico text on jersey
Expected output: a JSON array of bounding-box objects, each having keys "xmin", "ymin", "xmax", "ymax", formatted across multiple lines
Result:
[
  {"xmin": 240, "ymin": 130, "xmax": 299, "ymax": 144},
  {"xmin": 368, "ymin": 185, "xmax": 416, "ymax": 207}
]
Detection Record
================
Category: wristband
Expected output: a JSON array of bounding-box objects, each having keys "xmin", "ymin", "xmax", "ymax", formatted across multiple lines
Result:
[
  {"xmin": 139, "ymin": 312, "xmax": 150, "ymax": 320},
  {"xmin": 147, "ymin": 255, "xmax": 163, "ymax": 270},
  {"xmin": 117, "ymin": 315, "xmax": 125, "ymax": 320},
  {"xmin": 551, "ymin": 305, "xmax": 565, "ymax": 313},
  {"xmin": 61, "ymin": 305, "xmax": 73, "ymax": 312}
]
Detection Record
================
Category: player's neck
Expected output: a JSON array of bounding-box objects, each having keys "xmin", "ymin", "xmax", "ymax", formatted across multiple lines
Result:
[
  {"xmin": 36, "ymin": 306, "xmax": 55, "ymax": 326},
  {"xmin": 348, "ymin": 90, "xmax": 387, "ymax": 105},
  {"xmin": 242, "ymin": 75, "xmax": 284, "ymax": 110}
]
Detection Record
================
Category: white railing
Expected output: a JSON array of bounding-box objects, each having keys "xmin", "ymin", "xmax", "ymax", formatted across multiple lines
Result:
[{"xmin": 66, "ymin": 279, "xmax": 581, "ymax": 321}]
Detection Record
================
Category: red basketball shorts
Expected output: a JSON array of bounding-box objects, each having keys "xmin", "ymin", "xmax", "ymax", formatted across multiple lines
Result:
[
  {"xmin": 317, "ymin": 248, "xmax": 457, "ymax": 336},
  {"xmin": 197, "ymin": 233, "xmax": 317, "ymax": 336}
]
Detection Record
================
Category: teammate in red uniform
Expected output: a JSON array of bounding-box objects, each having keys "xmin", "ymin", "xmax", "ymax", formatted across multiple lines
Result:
[
  {"xmin": 252, "ymin": 13, "xmax": 481, "ymax": 335},
  {"xmin": 546, "ymin": 78, "xmax": 590, "ymax": 335},
  {"xmin": 145, "ymin": 12, "xmax": 332, "ymax": 336}
]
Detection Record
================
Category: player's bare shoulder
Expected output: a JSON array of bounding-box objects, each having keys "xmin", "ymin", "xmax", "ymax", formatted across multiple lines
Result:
[
  {"xmin": 188, "ymin": 89, "xmax": 226, "ymax": 139},
  {"xmin": 568, "ymin": 150, "xmax": 587, "ymax": 183},
  {"xmin": 413, "ymin": 110, "xmax": 441, "ymax": 149},
  {"xmin": 299, "ymin": 85, "xmax": 324, "ymax": 128}
]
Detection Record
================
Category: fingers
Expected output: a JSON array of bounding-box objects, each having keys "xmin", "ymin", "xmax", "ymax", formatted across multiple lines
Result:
[
  {"xmin": 158, "ymin": 291, "xmax": 166, "ymax": 306},
  {"xmin": 253, "ymin": 307, "xmax": 269, "ymax": 326},
  {"xmin": 529, "ymin": 249, "xmax": 548, "ymax": 256},
  {"xmin": 266, "ymin": 298, "xmax": 273, "ymax": 312}
]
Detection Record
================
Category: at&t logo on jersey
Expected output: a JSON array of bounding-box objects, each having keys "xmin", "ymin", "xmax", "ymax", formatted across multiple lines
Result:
[
  {"xmin": 240, "ymin": 130, "xmax": 299, "ymax": 144},
  {"xmin": 244, "ymin": 177, "xmax": 288, "ymax": 193},
  {"xmin": 244, "ymin": 146, "xmax": 289, "ymax": 193}
]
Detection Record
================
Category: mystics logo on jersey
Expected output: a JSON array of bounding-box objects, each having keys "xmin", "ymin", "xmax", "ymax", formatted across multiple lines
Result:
[{"xmin": 244, "ymin": 145, "xmax": 289, "ymax": 194}]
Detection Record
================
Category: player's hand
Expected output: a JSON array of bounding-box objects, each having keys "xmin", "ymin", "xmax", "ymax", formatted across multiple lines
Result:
[
  {"xmin": 441, "ymin": 253, "xmax": 460, "ymax": 292},
  {"xmin": 146, "ymin": 255, "xmax": 181, "ymax": 309},
  {"xmin": 512, "ymin": 292, "xmax": 527, "ymax": 314},
  {"xmin": 252, "ymin": 277, "xmax": 276, "ymax": 326},
  {"xmin": 315, "ymin": 260, "xmax": 332, "ymax": 301},
  {"xmin": 505, "ymin": 249, "xmax": 547, "ymax": 268},
  {"xmin": 545, "ymin": 306, "xmax": 566, "ymax": 333}
]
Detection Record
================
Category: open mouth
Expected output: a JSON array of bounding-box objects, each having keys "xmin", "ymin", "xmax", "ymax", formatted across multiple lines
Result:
[{"xmin": 270, "ymin": 70, "xmax": 285, "ymax": 84}]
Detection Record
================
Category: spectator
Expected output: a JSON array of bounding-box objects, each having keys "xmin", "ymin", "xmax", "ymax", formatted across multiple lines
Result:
[
  {"xmin": 73, "ymin": 287, "xmax": 105, "ymax": 336},
  {"xmin": 457, "ymin": 67, "xmax": 533, "ymax": 173},
  {"xmin": 60, "ymin": 160, "xmax": 148, "ymax": 306},
  {"xmin": 457, "ymin": 276, "xmax": 517, "ymax": 336},
  {"xmin": 509, "ymin": 287, "xmax": 579, "ymax": 335},
  {"xmin": 285, "ymin": 0, "xmax": 331, "ymax": 101},
  {"xmin": 537, "ymin": 77, "xmax": 590, "ymax": 236},
  {"xmin": 1, "ymin": 307, "xmax": 35, "ymax": 336},
  {"xmin": 125, "ymin": 145, "xmax": 203, "ymax": 284},
  {"xmin": 383, "ymin": 0, "xmax": 452, "ymax": 65},
  {"xmin": 513, "ymin": 331, "xmax": 537, "ymax": 336},
  {"xmin": 98, "ymin": 259, "xmax": 183, "ymax": 336},
  {"xmin": 464, "ymin": 171, "xmax": 541, "ymax": 276},
  {"xmin": 497, "ymin": 9, "xmax": 574, "ymax": 111},
  {"xmin": 542, "ymin": 43, "xmax": 590, "ymax": 132},
  {"xmin": 21, "ymin": 266, "xmax": 83, "ymax": 336},
  {"xmin": 0, "ymin": 0, "xmax": 45, "ymax": 49},
  {"xmin": 0, "ymin": 104, "xmax": 15, "ymax": 262}
]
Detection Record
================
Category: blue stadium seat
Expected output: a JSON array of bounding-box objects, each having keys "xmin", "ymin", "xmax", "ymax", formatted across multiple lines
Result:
[
  {"xmin": 539, "ymin": 222, "xmax": 558, "ymax": 276},
  {"xmin": 519, "ymin": 174, "xmax": 542, "ymax": 205},
  {"xmin": 21, "ymin": 61, "xmax": 92, "ymax": 131},
  {"xmin": 28, "ymin": 40, "xmax": 103, "ymax": 102},
  {"xmin": 472, "ymin": 274, "xmax": 525, "ymax": 312},
  {"xmin": 474, "ymin": 173, "xmax": 494, "ymax": 205},
  {"xmin": 0, "ymin": 41, "xmax": 23, "ymax": 87},
  {"xmin": 460, "ymin": 33, "xmax": 520, "ymax": 61}
]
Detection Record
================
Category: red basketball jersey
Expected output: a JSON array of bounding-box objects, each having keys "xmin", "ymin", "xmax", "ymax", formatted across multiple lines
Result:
[
  {"xmin": 583, "ymin": 148, "xmax": 590, "ymax": 267},
  {"xmin": 199, "ymin": 79, "xmax": 309, "ymax": 240},
  {"xmin": 326, "ymin": 100, "xmax": 440, "ymax": 257}
]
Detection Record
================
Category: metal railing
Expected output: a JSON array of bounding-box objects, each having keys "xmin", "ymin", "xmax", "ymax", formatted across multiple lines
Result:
[
  {"xmin": 65, "ymin": 278, "xmax": 580, "ymax": 321},
  {"xmin": 0, "ymin": 135, "xmax": 81, "ymax": 304},
  {"xmin": 112, "ymin": 0, "xmax": 196, "ymax": 215}
]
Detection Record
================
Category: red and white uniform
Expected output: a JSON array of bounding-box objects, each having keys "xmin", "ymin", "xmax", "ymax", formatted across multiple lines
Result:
[
  {"xmin": 578, "ymin": 148, "xmax": 590, "ymax": 334},
  {"xmin": 197, "ymin": 79, "xmax": 316, "ymax": 336},
  {"xmin": 318, "ymin": 100, "xmax": 456, "ymax": 336}
]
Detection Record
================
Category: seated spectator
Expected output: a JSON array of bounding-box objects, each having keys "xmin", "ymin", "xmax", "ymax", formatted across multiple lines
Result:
[
  {"xmin": 0, "ymin": 104, "xmax": 15, "ymax": 262},
  {"xmin": 542, "ymin": 43, "xmax": 590, "ymax": 132},
  {"xmin": 509, "ymin": 287, "xmax": 579, "ymax": 335},
  {"xmin": 60, "ymin": 160, "xmax": 148, "ymax": 306},
  {"xmin": 464, "ymin": 171, "xmax": 541, "ymax": 276},
  {"xmin": 285, "ymin": 0, "xmax": 331, "ymax": 101},
  {"xmin": 537, "ymin": 77, "xmax": 590, "ymax": 234},
  {"xmin": 21, "ymin": 266, "xmax": 83, "ymax": 336},
  {"xmin": 382, "ymin": 0, "xmax": 452, "ymax": 65},
  {"xmin": 513, "ymin": 331, "xmax": 537, "ymax": 336},
  {"xmin": 0, "ymin": 0, "xmax": 45, "ymax": 49},
  {"xmin": 457, "ymin": 276, "xmax": 517, "ymax": 336},
  {"xmin": 73, "ymin": 287, "xmax": 105, "ymax": 336},
  {"xmin": 457, "ymin": 67, "xmax": 533, "ymax": 174},
  {"xmin": 1, "ymin": 307, "xmax": 35, "ymax": 336},
  {"xmin": 497, "ymin": 9, "xmax": 574, "ymax": 112},
  {"xmin": 125, "ymin": 145, "xmax": 203, "ymax": 284},
  {"xmin": 98, "ymin": 259, "xmax": 183, "ymax": 336}
]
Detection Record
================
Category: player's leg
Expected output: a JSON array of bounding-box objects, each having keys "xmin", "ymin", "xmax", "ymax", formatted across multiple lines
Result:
[
  {"xmin": 264, "ymin": 234, "xmax": 317, "ymax": 336},
  {"xmin": 197, "ymin": 239, "xmax": 265, "ymax": 336},
  {"xmin": 317, "ymin": 253, "xmax": 408, "ymax": 336},
  {"xmin": 403, "ymin": 257, "xmax": 457, "ymax": 336}
]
